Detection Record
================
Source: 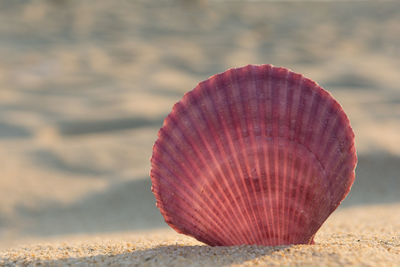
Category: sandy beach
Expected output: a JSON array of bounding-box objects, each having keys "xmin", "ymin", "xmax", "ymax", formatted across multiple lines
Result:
[
  {"xmin": 0, "ymin": 1, "xmax": 399, "ymax": 266},
  {"xmin": 1, "ymin": 204, "xmax": 400, "ymax": 266}
]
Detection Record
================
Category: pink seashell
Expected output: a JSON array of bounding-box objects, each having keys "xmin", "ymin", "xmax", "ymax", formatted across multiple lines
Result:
[{"xmin": 150, "ymin": 64, "xmax": 357, "ymax": 246}]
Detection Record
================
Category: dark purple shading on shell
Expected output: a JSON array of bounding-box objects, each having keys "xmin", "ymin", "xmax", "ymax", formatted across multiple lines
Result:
[{"xmin": 150, "ymin": 64, "xmax": 357, "ymax": 246}]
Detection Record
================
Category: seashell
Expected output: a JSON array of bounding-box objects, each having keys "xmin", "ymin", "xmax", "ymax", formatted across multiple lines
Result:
[{"xmin": 150, "ymin": 64, "xmax": 357, "ymax": 246}]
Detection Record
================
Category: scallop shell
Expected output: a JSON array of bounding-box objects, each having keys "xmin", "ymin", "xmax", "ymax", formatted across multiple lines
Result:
[{"xmin": 150, "ymin": 64, "xmax": 357, "ymax": 246}]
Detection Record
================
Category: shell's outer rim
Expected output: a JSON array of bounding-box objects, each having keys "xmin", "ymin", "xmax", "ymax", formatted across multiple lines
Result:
[{"xmin": 149, "ymin": 64, "xmax": 358, "ymax": 245}]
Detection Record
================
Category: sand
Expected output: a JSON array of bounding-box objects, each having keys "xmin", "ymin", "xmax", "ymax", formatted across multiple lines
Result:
[
  {"xmin": 1, "ymin": 204, "xmax": 399, "ymax": 266},
  {"xmin": 0, "ymin": 0, "xmax": 399, "ymax": 266}
]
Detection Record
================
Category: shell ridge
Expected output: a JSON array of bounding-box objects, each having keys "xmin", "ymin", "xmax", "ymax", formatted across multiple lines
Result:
[
  {"xmin": 258, "ymin": 110, "xmax": 333, "ymax": 244},
  {"xmin": 235, "ymin": 66, "xmax": 267, "ymax": 243},
  {"xmin": 329, "ymin": 158, "xmax": 356, "ymax": 208},
  {"xmin": 323, "ymin": 115, "xmax": 348, "ymax": 166},
  {"xmin": 291, "ymin": 84, "xmax": 321, "ymax": 241},
  {"xmin": 155, "ymin": 122, "xmax": 242, "ymax": 245},
  {"xmin": 152, "ymin": 141, "xmax": 235, "ymax": 245},
  {"xmin": 194, "ymin": 80, "xmax": 258, "ymax": 244},
  {"xmin": 298, "ymin": 162, "xmax": 317, "ymax": 243},
  {"xmin": 284, "ymin": 73, "xmax": 303, "ymax": 242},
  {"xmin": 282, "ymin": 136, "xmax": 332, "ymax": 239},
  {"xmin": 268, "ymin": 68, "xmax": 280, "ymax": 244},
  {"xmin": 317, "ymin": 107, "xmax": 341, "ymax": 168},
  {"xmin": 150, "ymin": 167, "xmax": 221, "ymax": 245},
  {"xmin": 280, "ymin": 69, "xmax": 291, "ymax": 243},
  {"xmin": 254, "ymin": 65, "xmax": 272, "ymax": 244},
  {"xmin": 288, "ymin": 76, "xmax": 307, "ymax": 244},
  {"xmin": 308, "ymin": 159, "xmax": 351, "ymax": 239},
  {"xmin": 168, "ymin": 106, "xmax": 247, "ymax": 245},
  {"xmin": 326, "ymin": 145, "xmax": 351, "ymax": 190},
  {"xmin": 271, "ymin": 67, "xmax": 281, "ymax": 243},
  {"xmin": 247, "ymin": 66, "xmax": 267, "ymax": 244},
  {"xmin": 264, "ymin": 67, "xmax": 280, "ymax": 244},
  {"xmin": 303, "ymin": 88, "xmax": 324, "ymax": 148},
  {"xmin": 207, "ymin": 73, "xmax": 260, "ymax": 244},
  {"xmin": 306, "ymin": 96, "xmax": 330, "ymax": 166},
  {"xmin": 292, "ymin": 81, "xmax": 329, "ymax": 243},
  {"xmin": 197, "ymin": 82, "xmax": 258, "ymax": 245},
  {"xmin": 309, "ymin": 101, "xmax": 346, "ymax": 205},
  {"xmin": 275, "ymin": 67, "xmax": 291, "ymax": 243},
  {"xmin": 288, "ymin": 156, "xmax": 304, "ymax": 245},
  {"xmin": 249, "ymin": 65, "xmax": 273, "ymax": 244},
  {"xmin": 326, "ymin": 134, "xmax": 355, "ymax": 203},
  {"xmin": 255, "ymin": 65, "xmax": 274, "ymax": 245},
  {"xmin": 292, "ymin": 158, "xmax": 311, "ymax": 243},
  {"xmin": 263, "ymin": 66, "xmax": 280, "ymax": 244},
  {"xmin": 285, "ymin": 144, "xmax": 296, "ymax": 243},
  {"xmin": 319, "ymin": 117, "xmax": 344, "ymax": 201},
  {"xmin": 286, "ymin": 72, "xmax": 313, "ymax": 243},
  {"xmin": 233, "ymin": 67, "xmax": 262, "ymax": 242},
  {"xmin": 325, "ymin": 127, "xmax": 355, "ymax": 183},
  {"xmin": 266, "ymin": 140, "xmax": 327, "ymax": 244}
]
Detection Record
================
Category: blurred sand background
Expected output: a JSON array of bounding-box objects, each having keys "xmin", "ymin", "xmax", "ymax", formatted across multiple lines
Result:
[{"xmin": 0, "ymin": 0, "xmax": 399, "ymax": 266}]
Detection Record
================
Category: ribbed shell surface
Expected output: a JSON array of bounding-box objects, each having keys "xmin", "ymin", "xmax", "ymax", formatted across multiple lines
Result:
[{"xmin": 150, "ymin": 64, "xmax": 357, "ymax": 246}]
